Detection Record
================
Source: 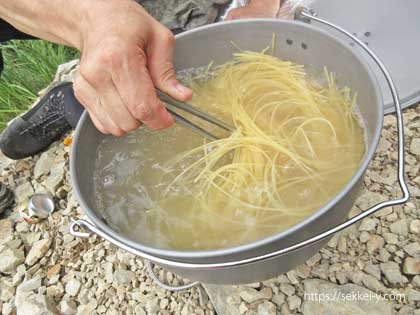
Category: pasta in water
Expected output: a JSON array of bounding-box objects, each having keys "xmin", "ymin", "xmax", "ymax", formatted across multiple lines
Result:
[
  {"xmin": 144, "ymin": 49, "xmax": 366, "ymax": 250},
  {"xmin": 93, "ymin": 47, "xmax": 366, "ymax": 251}
]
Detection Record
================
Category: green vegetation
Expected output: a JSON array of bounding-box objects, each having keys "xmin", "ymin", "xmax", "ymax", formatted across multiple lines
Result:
[{"xmin": 0, "ymin": 40, "xmax": 79, "ymax": 130}]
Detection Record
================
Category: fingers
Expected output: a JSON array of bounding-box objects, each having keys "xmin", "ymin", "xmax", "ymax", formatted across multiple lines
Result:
[
  {"xmin": 73, "ymin": 72, "xmax": 140, "ymax": 136},
  {"xmin": 147, "ymin": 28, "xmax": 192, "ymax": 102},
  {"xmin": 108, "ymin": 40, "xmax": 175, "ymax": 130}
]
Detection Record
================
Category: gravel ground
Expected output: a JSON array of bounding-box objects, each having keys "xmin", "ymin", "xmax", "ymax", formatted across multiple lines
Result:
[{"xmin": 0, "ymin": 64, "xmax": 419, "ymax": 315}]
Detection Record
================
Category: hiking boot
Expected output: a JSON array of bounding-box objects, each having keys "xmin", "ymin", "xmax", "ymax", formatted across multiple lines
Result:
[
  {"xmin": 0, "ymin": 81, "xmax": 84, "ymax": 160},
  {"xmin": 0, "ymin": 182, "xmax": 14, "ymax": 214}
]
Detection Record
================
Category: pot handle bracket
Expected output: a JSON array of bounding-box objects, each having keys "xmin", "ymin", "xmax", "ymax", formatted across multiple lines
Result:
[{"xmin": 69, "ymin": 9, "xmax": 410, "ymax": 291}]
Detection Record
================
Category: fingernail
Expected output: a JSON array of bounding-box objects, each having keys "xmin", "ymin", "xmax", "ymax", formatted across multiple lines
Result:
[{"xmin": 175, "ymin": 83, "xmax": 192, "ymax": 99}]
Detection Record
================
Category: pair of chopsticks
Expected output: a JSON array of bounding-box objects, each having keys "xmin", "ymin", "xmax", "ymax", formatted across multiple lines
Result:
[{"xmin": 156, "ymin": 90, "xmax": 235, "ymax": 141}]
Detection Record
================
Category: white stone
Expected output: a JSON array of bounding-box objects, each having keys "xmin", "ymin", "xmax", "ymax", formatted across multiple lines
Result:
[
  {"xmin": 402, "ymin": 257, "xmax": 420, "ymax": 275},
  {"xmin": 59, "ymin": 299, "xmax": 77, "ymax": 315},
  {"xmin": 288, "ymin": 295, "xmax": 301, "ymax": 311},
  {"xmin": 0, "ymin": 279, "xmax": 15, "ymax": 302},
  {"xmin": 25, "ymin": 238, "xmax": 52, "ymax": 266},
  {"xmin": 403, "ymin": 242, "xmax": 420, "ymax": 257},
  {"xmin": 239, "ymin": 287, "xmax": 272, "ymax": 303},
  {"xmin": 366, "ymin": 235, "xmax": 384, "ymax": 254},
  {"xmin": 389, "ymin": 220, "xmax": 409, "ymax": 236},
  {"xmin": 383, "ymin": 233, "xmax": 398, "ymax": 245},
  {"xmin": 380, "ymin": 262, "xmax": 407, "ymax": 284},
  {"xmin": 34, "ymin": 151, "xmax": 55, "ymax": 178},
  {"xmin": 0, "ymin": 245, "xmax": 25, "ymax": 273},
  {"xmin": 257, "ymin": 301, "xmax": 277, "ymax": 315},
  {"xmin": 65, "ymin": 279, "xmax": 81, "ymax": 297},
  {"xmin": 16, "ymin": 292, "xmax": 57, "ymax": 315},
  {"xmin": 410, "ymin": 220, "xmax": 420, "ymax": 234},
  {"xmin": 15, "ymin": 181, "xmax": 34, "ymax": 203},
  {"xmin": 279, "ymin": 283, "xmax": 295, "ymax": 296},
  {"xmin": 409, "ymin": 138, "xmax": 420, "ymax": 155},
  {"xmin": 113, "ymin": 269, "xmax": 135, "ymax": 285},
  {"xmin": 45, "ymin": 161, "xmax": 66, "ymax": 193},
  {"xmin": 358, "ymin": 218, "xmax": 377, "ymax": 232}
]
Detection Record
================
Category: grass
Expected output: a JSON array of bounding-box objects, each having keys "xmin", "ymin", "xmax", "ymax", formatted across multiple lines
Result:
[{"xmin": 0, "ymin": 40, "xmax": 79, "ymax": 131}]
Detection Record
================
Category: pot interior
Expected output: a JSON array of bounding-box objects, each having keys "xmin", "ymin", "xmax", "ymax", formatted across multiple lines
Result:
[{"xmin": 71, "ymin": 19, "xmax": 383, "ymax": 259}]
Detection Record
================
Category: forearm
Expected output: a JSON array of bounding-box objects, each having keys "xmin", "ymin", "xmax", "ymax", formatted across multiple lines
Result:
[{"xmin": 0, "ymin": 0, "xmax": 83, "ymax": 48}]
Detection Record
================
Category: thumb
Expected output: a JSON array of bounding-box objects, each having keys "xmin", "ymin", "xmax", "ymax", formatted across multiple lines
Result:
[{"xmin": 147, "ymin": 28, "xmax": 192, "ymax": 101}]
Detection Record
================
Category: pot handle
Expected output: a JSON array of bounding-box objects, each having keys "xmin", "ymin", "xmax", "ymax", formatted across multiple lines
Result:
[{"xmin": 69, "ymin": 8, "xmax": 410, "ymax": 288}]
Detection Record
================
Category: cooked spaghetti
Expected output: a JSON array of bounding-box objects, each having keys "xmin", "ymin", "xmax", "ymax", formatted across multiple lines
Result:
[{"xmin": 143, "ymin": 49, "xmax": 366, "ymax": 250}]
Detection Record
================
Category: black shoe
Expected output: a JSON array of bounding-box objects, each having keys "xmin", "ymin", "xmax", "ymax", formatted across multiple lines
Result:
[
  {"xmin": 0, "ymin": 81, "xmax": 84, "ymax": 160},
  {"xmin": 0, "ymin": 182, "xmax": 14, "ymax": 215}
]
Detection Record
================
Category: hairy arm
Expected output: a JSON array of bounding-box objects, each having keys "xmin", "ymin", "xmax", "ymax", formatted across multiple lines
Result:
[
  {"xmin": 0, "ymin": 0, "xmax": 83, "ymax": 47},
  {"xmin": 0, "ymin": 0, "xmax": 192, "ymax": 136}
]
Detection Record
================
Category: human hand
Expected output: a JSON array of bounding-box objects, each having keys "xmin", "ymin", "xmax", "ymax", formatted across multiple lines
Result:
[
  {"xmin": 72, "ymin": 0, "xmax": 192, "ymax": 136},
  {"xmin": 226, "ymin": 0, "xmax": 281, "ymax": 20}
]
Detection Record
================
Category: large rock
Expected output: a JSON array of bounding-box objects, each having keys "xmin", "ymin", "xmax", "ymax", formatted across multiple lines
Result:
[
  {"xmin": 204, "ymin": 285, "xmax": 242, "ymax": 315},
  {"xmin": 0, "ymin": 244, "xmax": 25, "ymax": 273},
  {"xmin": 34, "ymin": 151, "xmax": 55, "ymax": 178},
  {"xmin": 15, "ymin": 181, "xmax": 34, "ymax": 203},
  {"xmin": 302, "ymin": 279, "xmax": 393, "ymax": 315},
  {"xmin": 25, "ymin": 238, "xmax": 52, "ymax": 266},
  {"xmin": 16, "ymin": 292, "xmax": 57, "ymax": 315},
  {"xmin": 380, "ymin": 262, "xmax": 408, "ymax": 285},
  {"xmin": 403, "ymin": 257, "xmax": 420, "ymax": 275}
]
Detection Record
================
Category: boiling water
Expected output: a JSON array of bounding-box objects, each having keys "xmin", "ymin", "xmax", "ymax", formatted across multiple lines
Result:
[{"xmin": 93, "ymin": 66, "xmax": 366, "ymax": 251}]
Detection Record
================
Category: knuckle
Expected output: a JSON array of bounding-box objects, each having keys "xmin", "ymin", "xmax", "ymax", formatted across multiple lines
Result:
[
  {"xmin": 162, "ymin": 30, "xmax": 175, "ymax": 46},
  {"xmin": 99, "ymin": 47, "xmax": 123, "ymax": 70},
  {"xmin": 80, "ymin": 62, "xmax": 106, "ymax": 87},
  {"xmin": 111, "ymin": 127, "xmax": 126, "ymax": 137},
  {"xmin": 132, "ymin": 102, "xmax": 154, "ymax": 121},
  {"xmin": 122, "ymin": 120, "xmax": 141, "ymax": 133}
]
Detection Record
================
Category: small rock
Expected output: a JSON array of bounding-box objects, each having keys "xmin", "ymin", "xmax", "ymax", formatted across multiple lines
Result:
[
  {"xmin": 409, "ymin": 138, "xmax": 420, "ymax": 155},
  {"xmin": 113, "ymin": 269, "xmax": 135, "ymax": 285},
  {"xmin": 25, "ymin": 238, "xmax": 52, "ymax": 266},
  {"xmin": 413, "ymin": 275, "xmax": 420, "ymax": 288},
  {"xmin": 410, "ymin": 220, "xmax": 420, "ymax": 234},
  {"xmin": 16, "ymin": 292, "xmax": 57, "ymax": 315},
  {"xmin": 380, "ymin": 262, "xmax": 407, "ymax": 284},
  {"xmin": 0, "ymin": 245, "xmax": 25, "ymax": 273},
  {"xmin": 279, "ymin": 283, "xmax": 295, "ymax": 296},
  {"xmin": 0, "ymin": 220, "xmax": 13, "ymax": 242},
  {"xmin": 383, "ymin": 233, "xmax": 398, "ymax": 245},
  {"xmin": 65, "ymin": 279, "xmax": 81, "ymax": 297},
  {"xmin": 366, "ymin": 235, "xmax": 384, "ymax": 254},
  {"xmin": 45, "ymin": 162, "xmax": 65, "ymax": 193},
  {"xmin": 407, "ymin": 289, "xmax": 420, "ymax": 302},
  {"xmin": 359, "ymin": 218, "xmax": 377, "ymax": 232},
  {"xmin": 356, "ymin": 192, "xmax": 386, "ymax": 209},
  {"xmin": 402, "ymin": 257, "xmax": 420, "ymax": 275},
  {"xmin": 306, "ymin": 253, "xmax": 321, "ymax": 267},
  {"xmin": 389, "ymin": 220, "xmax": 409, "ymax": 236},
  {"xmin": 34, "ymin": 151, "xmax": 55, "ymax": 178},
  {"xmin": 403, "ymin": 242, "xmax": 420, "ymax": 257},
  {"xmin": 59, "ymin": 299, "xmax": 77, "ymax": 315},
  {"xmin": 0, "ymin": 279, "xmax": 15, "ymax": 302},
  {"xmin": 287, "ymin": 295, "xmax": 301, "ymax": 311},
  {"xmin": 364, "ymin": 263, "xmax": 381, "ymax": 280},
  {"xmin": 239, "ymin": 287, "xmax": 273, "ymax": 303},
  {"xmin": 47, "ymin": 264, "xmax": 61, "ymax": 280},
  {"xmin": 272, "ymin": 293, "xmax": 285, "ymax": 307},
  {"xmin": 257, "ymin": 300, "xmax": 277, "ymax": 315},
  {"xmin": 15, "ymin": 181, "xmax": 34, "ymax": 203}
]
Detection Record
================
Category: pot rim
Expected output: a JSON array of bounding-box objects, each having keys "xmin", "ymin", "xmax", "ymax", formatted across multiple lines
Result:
[{"xmin": 70, "ymin": 18, "xmax": 384, "ymax": 261}]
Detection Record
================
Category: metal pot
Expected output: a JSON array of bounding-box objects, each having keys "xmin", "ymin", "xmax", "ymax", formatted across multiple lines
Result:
[{"xmin": 69, "ymin": 11, "xmax": 409, "ymax": 286}]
